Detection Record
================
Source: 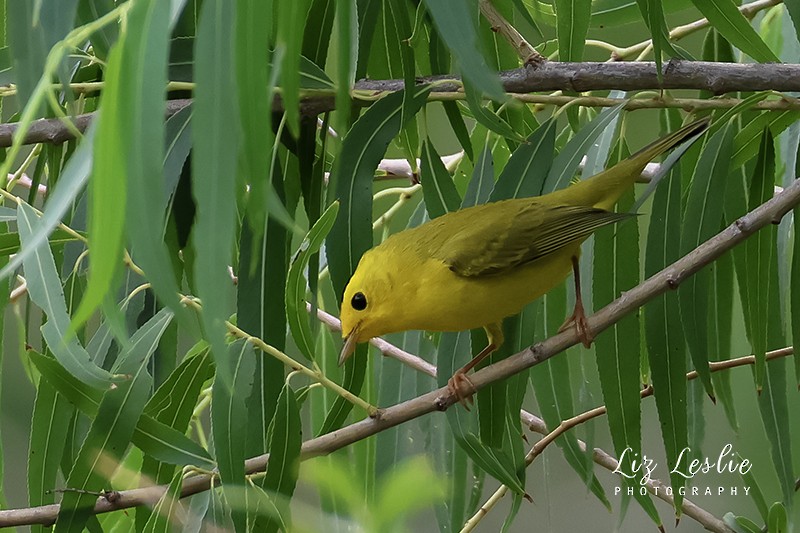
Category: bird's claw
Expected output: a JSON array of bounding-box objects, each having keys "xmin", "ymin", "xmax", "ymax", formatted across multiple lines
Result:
[
  {"xmin": 558, "ymin": 309, "xmax": 594, "ymax": 348},
  {"xmin": 447, "ymin": 371, "xmax": 476, "ymax": 410}
]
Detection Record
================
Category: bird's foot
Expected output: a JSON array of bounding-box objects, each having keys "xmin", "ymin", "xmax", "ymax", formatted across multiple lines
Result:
[
  {"xmin": 558, "ymin": 306, "xmax": 594, "ymax": 348},
  {"xmin": 447, "ymin": 371, "xmax": 476, "ymax": 410}
]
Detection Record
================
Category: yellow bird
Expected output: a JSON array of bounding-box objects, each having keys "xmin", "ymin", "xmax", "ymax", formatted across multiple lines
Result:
[{"xmin": 339, "ymin": 119, "xmax": 708, "ymax": 403}]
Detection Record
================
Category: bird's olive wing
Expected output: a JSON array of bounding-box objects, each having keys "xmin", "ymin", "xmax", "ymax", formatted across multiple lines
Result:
[{"xmin": 440, "ymin": 203, "xmax": 634, "ymax": 277}]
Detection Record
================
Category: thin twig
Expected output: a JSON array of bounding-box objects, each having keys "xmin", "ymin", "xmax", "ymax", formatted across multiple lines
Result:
[{"xmin": 2, "ymin": 177, "xmax": 798, "ymax": 528}]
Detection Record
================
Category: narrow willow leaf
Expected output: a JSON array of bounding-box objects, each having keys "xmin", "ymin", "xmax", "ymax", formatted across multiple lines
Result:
[
  {"xmin": 287, "ymin": 202, "xmax": 339, "ymax": 361},
  {"xmin": 554, "ymin": 0, "xmax": 591, "ymax": 62},
  {"xmin": 0, "ymin": 124, "xmax": 95, "ymax": 282},
  {"xmin": 56, "ymin": 310, "xmax": 173, "ymax": 531},
  {"xmin": 464, "ymin": 81, "xmax": 524, "ymax": 142},
  {"xmin": 238, "ymin": 176, "xmax": 290, "ymax": 473},
  {"xmin": 543, "ymin": 103, "xmax": 625, "ymax": 193},
  {"xmin": 758, "ymin": 359, "xmax": 795, "ymax": 507},
  {"xmin": 7, "ymin": 1, "xmax": 47, "ymax": 106},
  {"xmin": 321, "ymin": 87, "xmax": 429, "ymax": 433},
  {"xmin": 142, "ymin": 343, "xmax": 214, "ymax": 484},
  {"xmin": 276, "ymin": 0, "xmax": 311, "ymax": 136},
  {"xmin": 141, "ymin": 469, "xmax": 184, "ymax": 532},
  {"xmin": 422, "ymin": 0, "xmax": 504, "ymax": 100},
  {"xmin": 327, "ymin": 86, "xmax": 429, "ymax": 300},
  {"xmin": 28, "ymin": 379, "xmax": 73, "ymax": 533},
  {"xmin": 642, "ymin": 111, "xmax": 689, "ymax": 515},
  {"xmin": 462, "ymin": 147, "xmax": 494, "ymax": 208},
  {"xmin": 489, "ymin": 119, "xmax": 556, "ymax": 201},
  {"xmin": 420, "ymin": 140, "xmax": 461, "ymax": 219},
  {"xmin": 192, "ymin": 0, "xmax": 240, "ymax": 386},
  {"xmin": 529, "ymin": 0, "xmax": 693, "ymax": 29},
  {"xmin": 119, "ymin": 0, "xmax": 190, "ymax": 331},
  {"xmin": 18, "ymin": 203, "xmax": 114, "ymax": 388},
  {"xmin": 740, "ymin": 132, "xmax": 775, "ymax": 388},
  {"xmin": 77, "ymin": 0, "xmax": 119, "ymax": 60},
  {"xmin": 29, "ymin": 349, "xmax": 213, "ymax": 469},
  {"xmin": 438, "ymin": 331, "xmax": 525, "ymax": 495},
  {"xmin": 634, "ymin": 0, "xmax": 686, "ymax": 76},
  {"xmin": 211, "ymin": 339, "xmax": 256, "ymax": 532},
  {"xmin": 531, "ymin": 289, "xmax": 610, "ymax": 509},
  {"xmin": 334, "ymin": 0, "xmax": 356, "ymax": 136},
  {"xmin": 261, "ymin": 385, "xmax": 302, "ymax": 533},
  {"xmin": 302, "ymin": 0, "xmax": 334, "ymax": 66},
  {"xmin": 708, "ymin": 251, "xmax": 737, "ymax": 427},
  {"xmin": 0, "ymin": 229, "xmax": 81, "ymax": 257},
  {"xmin": 794, "ymin": 201, "xmax": 800, "ymax": 384},
  {"xmin": 688, "ymin": 0, "xmax": 779, "ymax": 63},
  {"xmin": 679, "ymin": 121, "xmax": 734, "ymax": 399},
  {"xmin": 593, "ymin": 185, "xmax": 642, "ymax": 503},
  {"xmin": 732, "ymin": 111, "xmax": 800, "ymax": 168},
  {"xmin": 72, "ymin": 37, "xmax": 127, "ymax": 330}
]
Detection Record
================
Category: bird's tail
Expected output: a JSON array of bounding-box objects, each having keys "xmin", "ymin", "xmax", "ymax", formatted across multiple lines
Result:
[{"xmin": 557, "ymin": 117, "xmax": 710, "ymax": 211}]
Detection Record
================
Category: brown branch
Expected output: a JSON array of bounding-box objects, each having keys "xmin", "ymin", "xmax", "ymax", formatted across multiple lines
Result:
[
  {"xmin": 2, "ymin": 169, "xmax": 798, "ymax": 527},
  {"xmin": 4, "ymin": 60, "xmax": 800, "ymax": 148}
]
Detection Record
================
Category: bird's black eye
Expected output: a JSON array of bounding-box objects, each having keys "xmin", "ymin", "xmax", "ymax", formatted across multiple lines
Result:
[{"xmin": 351, "ymin": 292, "xmax": 367, "ymax": 311}]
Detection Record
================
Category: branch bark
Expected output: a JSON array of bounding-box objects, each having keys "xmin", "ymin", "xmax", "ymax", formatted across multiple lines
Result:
[
  {"xmin": 4, "ymin": 60, "xmax": 800, "ymax": 148},
  {"xmin": 2, "ymin": 173, "xmax": 798, "ymax": 527}
]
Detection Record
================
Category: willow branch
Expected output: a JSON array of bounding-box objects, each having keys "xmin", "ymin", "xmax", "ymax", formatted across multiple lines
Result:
[
  {"xmin": 2, "ymin": 178, "xmax": 799, "ymax": 528},
  {"xmin": 6, "ymin": 60, "xmax": 800, "ymax": 147},
  {"xmin": 478, "ymin": 0, "xmax": 545, "ymax": 65}
]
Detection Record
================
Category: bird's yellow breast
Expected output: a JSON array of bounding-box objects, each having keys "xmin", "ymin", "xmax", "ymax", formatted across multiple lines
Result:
[{"xmin": 398, "ymin": 244, "xmax": 578, "ymax": 333}]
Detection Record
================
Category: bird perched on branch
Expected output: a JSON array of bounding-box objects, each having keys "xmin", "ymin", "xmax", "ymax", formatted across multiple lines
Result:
[{"xmin": 339, "ymin": 118, "xmax": 709, "ymax": 405}]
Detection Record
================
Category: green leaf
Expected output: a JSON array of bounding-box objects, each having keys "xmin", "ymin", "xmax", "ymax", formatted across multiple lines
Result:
[
  {"xmin": 420, "ymin": 140, "xmax": 461, "ymax": 219},
  {"xmin": 531, "ymin": 289, "xmax": 610, "ymax": 509},
  {"xmin": 302, "ymin": 0, "xmax": 335, "ymax": 66},
  {"xmin": 463, "ymin": 81, "xmax": 523, "ymax": 142},
  {"xmin": 794, "ymin": 200, "xmax": 800, "ymax": 385},
  {"xmin": 738, "ymin": 131, "xmax": 775, "ymax": 389},
  {"xmin": 634, "ymin": 0, "xmax": 686, "ymax": 76},
  {"xmin": 28, "ymin": 379, "xmax": 74, "ymax": 533},
  {"xmin": 0, "ymin": 229, "xmax": 81, "ymax": 257},
  {"xmin": 141, "ymin": 469, "xmax": 184, "ymax": 533},
  {"xmin": 76, "ymin": 0, "xmax": 119, "ymax": 60},
  {"xmin": 543, "ymin": 103, "xmax": 625, "ymax": 193},
  {"xmin": 7, "ymin": 0, "xmax": 49, "ymax": 106},
  {"xmin": 375, "ymin": 457, "xmax": 447, "ymax": 530},
  {"xmin": 423, "ymin": 0, "xmax": 504, "ymax": 100},
  {"xmin": 0, "ymin": 124, "xmax": 95, "ymax": 283},
  {"xmin": 276, "ymin": 0, "xmax": 312, "ymax": 136},
  {"xmin": 29, "ymin": 349, "xmax": 214, "ymax": 469},
  {"xmin": 17, "ymin": 203, "xmax": 114, "ymax": 388},
  {"xmin": 261, "ymin": 384, "xmax": 302, "ymax": 533},
  {"xmin": 490, "ymin": 119, "xmax": 556, "ymax": 201},
  {"xmin": 462, "ymin": 147, "xmax": 495, "ymax": 208},
  {"xmin": 732, "ymin": 111, "xmax": 800, "ymax": 168},
  {"xmin": 438, "ymin": 331, "xmax": 526, "ymax": 495},
  {"xmin": 192, "ymin": 0, "xmax": 240, "ymax": 387},
  {"xmin": 767, "ymin": 503, "xmax": 788, "ymax": 533},
  {"xmin": 553, "ymin": 0, "xmax": 591, "ymax": 62},
  {"xmin": 644, "ymin": 112, "xmax": 690, "ymax": 514},
  {"xmin": 688, "ymin": 0, "xmax": 779, "ymax": 63},
  {"xmin": 287, "ymin": 201, "xmax": 340, "ymax": 361},
  {"xmin": 679, "ymin": 121, "xmax": 734, "ymax": 399},
  {"xmin": 327, "ymin": 86, "xmax": 430, "ymax": 299},
  {"xmin": 594, "ymin": 183, "xmax": 643, "ymax": 498},
  {"xmin": 141, "ymin": 342, "xmax": 214, "ymax": 483},
  {"xmin": 56, "ymin": 309, "xmax": 174, "ymax": 532},
  {"xmin": 211, "ymin": 339, "xmax": 256, "ymax": 532},
  {"xmin": 73, "ymin": 35, "xmax": 128, "ymax": 330},
  {"xmin": 116, "ymin": 0, "xmax": 190, "ymax": 329}
]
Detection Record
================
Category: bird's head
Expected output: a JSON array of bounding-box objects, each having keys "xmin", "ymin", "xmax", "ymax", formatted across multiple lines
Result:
[{"xmin": 339, "ymin": 249, "xmax": 401, "ymax": 365}]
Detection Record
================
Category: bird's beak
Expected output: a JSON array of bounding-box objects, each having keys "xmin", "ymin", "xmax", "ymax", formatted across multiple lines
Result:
[{"xmin": 339, "ymin": 324, "xmax": 360, "ymax": 366}]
